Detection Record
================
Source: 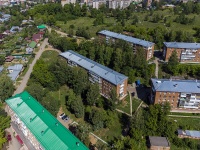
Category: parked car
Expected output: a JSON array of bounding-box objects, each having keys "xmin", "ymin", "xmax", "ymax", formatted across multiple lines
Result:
[
  {"xmin": 59, "ymin": 113, "xmax": 65, "ymax": 119},
  {"xmin": 64, "ymin": 116, "xmax": 70, "ymax": 122},
  {"xmin": 62, "ymin": 115, "xmax": 68, "ymax": 120}
]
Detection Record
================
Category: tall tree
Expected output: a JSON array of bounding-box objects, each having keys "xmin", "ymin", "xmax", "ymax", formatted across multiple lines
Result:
[
  {"xmin": 71, "ymin": 95, "xmax": 85, "ymax": 118},
  {"xmin": 167, "ymin": 50, "xmax": 179, "ymax": 75},
  {"xmin": 0, "ymin": 75, "xmax": 14, "ymax": 102},
  {"xmin": 86, "ymin": 83, "xmax": 100, "ymax": 106}
]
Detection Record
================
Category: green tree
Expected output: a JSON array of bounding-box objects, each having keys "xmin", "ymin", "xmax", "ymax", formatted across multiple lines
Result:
[
  {"xmin": 89, "ymin": 108, "xmax": 107, "ymax": 130},
  {"xmin": 0, "ymin": 56, "xmax": 4, "ymax": 65},
  {"xmin": 86, "ymin": 83, "xmax": 100, "ymax": 106},
  {"xmin": 73, "ymin": 124, "xmax": 91, "ymax": 146},
  {"xmin": 42, "ymin": 93, "xmax": 60, "ymax": 116},
  {"xmin": 0, "ymin": 114, "xmax": 10, "ymax": 149},
  {"xmin": 71, "ymin": 95, "xmax": 85, "ymax": 118},
  {"xmin": 0, "ymin": 75, "xmax": 14, "ymax": 102},
  {"xmin": 25, "ymin": 83, "xmax": 44, "ymax": 102},
  {"xmin": 167, "ymin": 50, "xmax": 179, "ymax": 75}
]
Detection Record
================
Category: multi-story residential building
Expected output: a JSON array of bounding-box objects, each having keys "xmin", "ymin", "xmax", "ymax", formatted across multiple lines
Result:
[
  {"xmin": 60, "ymin": 50, "xmax": 128, "ymax": 100},
  {"xmin": 98, "ymin": 30, "xmax": 155, "ymax": 60},
  {"xmin": 163, "ymin": 42, "xmax": 200, "ymax": 63},
  {"xmin": 5, "ymin": 91, "xmax": 88, "ymax": 150},
  {"xmin": 107, "ymin": 0, "xmax": 131, "ymax": 9},
  {"xmin": 150, "ymin": 78, "xmax": 200, "ymax": 110}
]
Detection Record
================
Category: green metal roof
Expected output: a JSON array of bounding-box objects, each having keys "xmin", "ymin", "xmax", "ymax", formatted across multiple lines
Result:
[
  {"xmin": 29, "ymin": 41, "xmax": 37, "ymax": 49},
  {"xmin": 5, "ymin": 91, "xmax": 89, "ymax": 150},
  {"xmin": 37, "ymin": 24, "xmax": 46, "ymax": 29}
]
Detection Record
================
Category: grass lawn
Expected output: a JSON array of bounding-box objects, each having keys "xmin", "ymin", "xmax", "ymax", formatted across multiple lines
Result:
[
  {"xmin": 56, "ymin": 17, "xmax": 117, "ymax": 37},
  {"xmin": 117, "ymin": 95, "xmax": 142, "ymax": 114},
  {"xmin": 168, "ymin": 117, "xmax": 200, "ymax": 130}
]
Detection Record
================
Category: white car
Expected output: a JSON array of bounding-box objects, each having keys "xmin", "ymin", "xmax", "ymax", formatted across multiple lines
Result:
[{"xmin": 59, "ymin": 113, "xmax": 65, "ymax": 118}]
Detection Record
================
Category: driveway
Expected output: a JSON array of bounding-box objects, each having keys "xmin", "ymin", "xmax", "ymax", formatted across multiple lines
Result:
[{"xmin": 14, "ymin": 38, "xmax": 48, "ymax": 95}]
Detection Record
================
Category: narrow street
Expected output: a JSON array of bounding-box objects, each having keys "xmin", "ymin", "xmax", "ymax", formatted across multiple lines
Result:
[{"xmin": 14, "ymin": 38, "xmax": 48, "ymax": 95}]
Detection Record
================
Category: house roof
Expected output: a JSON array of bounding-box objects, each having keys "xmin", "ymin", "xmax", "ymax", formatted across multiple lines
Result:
[
  {"xmin": 98, "ymin": 30, "xmax": 154, "ymax": 48},
  {"xmin": 32, "ymin": 34, "xmax": 41, "ymax": 41},
  {"xmin": 5, "ymin": 91, "xmax": 88, "ymax": 150},
  {"xmin": 178, "ymin": 129, "xmax": 200, "ymax": 138},
  {"xmin": 151, "ymin": 78, "xmax": 200, "ymax": 93},
  {"xmin": 5, "ymin": 56, "xmax": 14, "ymax": 62},
  {"xmin": 7, "ymin": 64, "xmax": 23, "ymax": 71},
  {"xmin": 149, "ymin": 136, "xmax": 170, "ymax": 147},
  {"xmin": 60, "ymin": 50, "xmax": 128, "ymax": 85},
  {"xmin": 29, "ymin": 41, "xmax": 37, "ymax": 48},
  {"xmin": 164, "ymin": 42, "xmax": 200, "ymax": 49},
  {"xmin": 37, "ymin": 24, "xmax": 46, "ymax": 29},
  {"xmin": 8, "ymin": 70, "xmax": 21, "ymax": 81}
]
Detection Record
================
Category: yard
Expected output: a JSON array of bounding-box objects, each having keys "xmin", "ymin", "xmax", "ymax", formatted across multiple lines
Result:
[{"xmin": 117, "ymin": 95, "xmax": 142, "ymax": 115}]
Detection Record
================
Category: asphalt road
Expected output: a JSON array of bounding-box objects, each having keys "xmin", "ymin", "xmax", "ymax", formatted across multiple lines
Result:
[{"xmin": 14, "ymin": 38, "xmax": 48, "ymax": 95}]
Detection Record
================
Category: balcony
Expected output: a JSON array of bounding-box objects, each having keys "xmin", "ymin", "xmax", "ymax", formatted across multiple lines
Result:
[{"xmin": 179, "ymin": 100, "xmax": 199, "ymax": 109}]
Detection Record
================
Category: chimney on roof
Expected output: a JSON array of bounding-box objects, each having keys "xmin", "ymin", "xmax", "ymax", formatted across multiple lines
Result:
[
  {"xmin": 42, "ymin": 109, "xmax": 44, "ymax": 113},
  {"xmin": 173, "ymin": 84, "xmax": 178, "ymax": 87},
  {"xmin": 55, "ymin": 122, "xmax": 58, "ymax": 126}
]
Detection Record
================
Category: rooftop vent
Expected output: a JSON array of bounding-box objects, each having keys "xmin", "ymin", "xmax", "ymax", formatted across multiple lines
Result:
[
  {"xmin": 55, "ymin": 122, "xmax": 58, "ymax": 126},
  {"xmin": 42, "ymin": 109, "xmax": 44, "ymax": 113},
  {"xmin": 41, "ymin": 130, "xmax": 44, "ymax": 135},
  {"xmin": 156, "ymin": 81, "xmax": 161, "ymax": 84},
  {"xmin": 173, "ymin": 84, "xmax": 178, "ymax": 87},
  {"xmin": 69, "ymin": 54, "xmax": 72, "ymax": 56},
  {"xmin": 76, "ymin": 142, "xmax": 80, "ymax": 147},
  {"xmin": 78, "ymin": 58, "xmax": 82, "ymax": 61},
  {"xmin": 105, "ymin": 72, "xmax": 109, "ymax": 75},
  {"xmin": 197, "ymin": 83, "xmax": 200, "ymax": 88},
  {"xmin": 30, "ymin": 118, "xmax": 32, "ymax": 122}
]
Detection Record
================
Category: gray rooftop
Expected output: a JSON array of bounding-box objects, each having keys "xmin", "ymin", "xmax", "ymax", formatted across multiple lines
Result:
[
  {"xmin": 164, "ymin": 42, "xmax": 200, "ymax": 49},
  {"xmin": 7, "ymin": 64, "xmax": 23, "ymax": 81},
  {"xmin": 98, "ymin": 30, "xmax": 154, "ymax": 48},
  {"xmin": 7, "ymin": 64, "xmax": 23, "ymax": 71},
  {"xmin": 186, "ymin": 130, "xmax": 200, "ymax": 138},
  {"xmin": 151, "ymin": 78, "xmax": 200, "ymax": 93},
  {"xmin": 149, "ymin": 136, "xmax": 170, "ymax": 147},
  {"xmin": 178, "ymin": 129, "xmax": 200, "ymax": 138},
  {"xmin": 60, "ymin": 50, "xmax": 128, "ymax": 85}
]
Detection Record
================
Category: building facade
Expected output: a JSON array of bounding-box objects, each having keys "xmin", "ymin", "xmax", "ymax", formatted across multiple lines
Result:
[
  {"xmin": 60, "ymin": 50, "xmax": 128, "ymax": 100},
  {"xmin": 5, "ymin": 91, "xmax": 88, "ymax": 150},
  {"xmin": 163, "ymin": 42, "xmax": 200, "ymax": 63},
  {"xmin": 150, "ymin": 78, "xmax": 200, "ymax": 110},
  {"xmin": 98, "ymin": 30, "xmax": 155, "ymax": 60}
]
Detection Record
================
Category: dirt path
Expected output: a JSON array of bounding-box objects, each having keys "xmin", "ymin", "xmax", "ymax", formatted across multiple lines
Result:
[
  {"xmin": 154, "ymin": 58, "xmax": 159, "ymax": 78},
  {"xmin": 168, "ymin": 115, "xmax": 200, "ymax": 118},
  {"xmin": 14, "ymin": 38, "xmax": 48, "ymax": 95}
]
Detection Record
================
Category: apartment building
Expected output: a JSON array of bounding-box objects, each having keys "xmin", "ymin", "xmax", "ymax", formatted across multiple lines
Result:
[
  {"xmin": 163, "ymin": 42, "xmax": 200, "ymax": 63},
  {"xmin": 59, "ymin": 50, "xmax": 128, "ymax": 100},
  {"xmin": 98, "ymin": 30, "xmax": 155, "ymax": 60},
  {"xmin": 5, "ymin": 91, "xmax": 88, "ymax": 150},
  {"xmin": 150, "ymin": 78, "xmax": 200, "ymax": 110}
]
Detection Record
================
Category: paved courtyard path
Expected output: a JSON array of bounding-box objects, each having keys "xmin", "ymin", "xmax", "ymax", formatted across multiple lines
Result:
[{"xmin": 14, "ymin": 38, "xmax": 48, "ymax": 95}]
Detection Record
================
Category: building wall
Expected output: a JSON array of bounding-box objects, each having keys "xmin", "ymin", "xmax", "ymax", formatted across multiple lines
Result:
[
  {"xmin": 61, "ymin": 56, "xmax": 128, "ymax": 100},
  {"xmin": 6, "ymin": 105, "xmax": 44, "ymax": 150},
  {"xmin": 98, "ymin": 33, "xmax": 154, "ymax": 60},
  {"xmin": 154, "ymin": 91, "xmax": 180, "ymax": 108},
  {"xmin": 163, "ymin": 46, "xmax": 200, "ymax": 63},
  {"xmin": 150, "ymin": 145, "xmax": 170, "ymax": 150}
]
